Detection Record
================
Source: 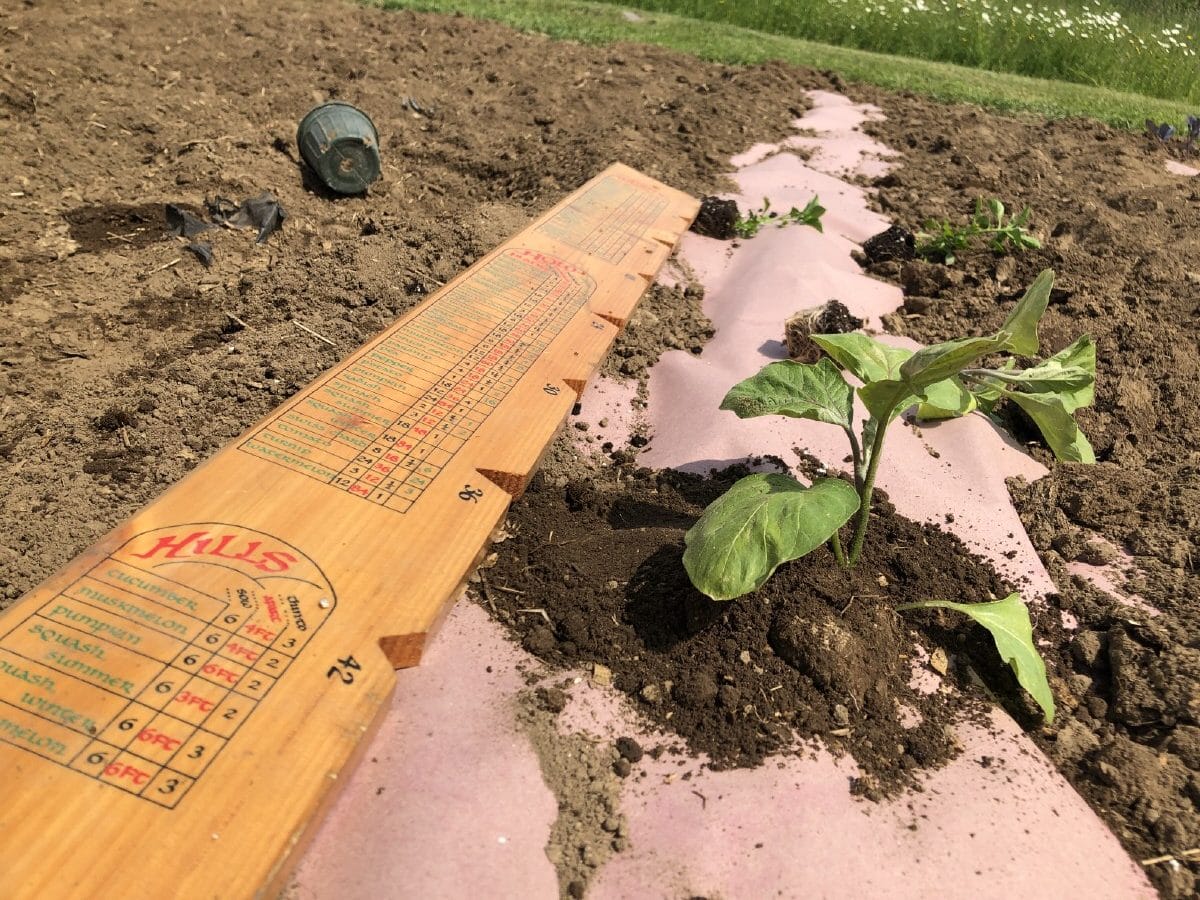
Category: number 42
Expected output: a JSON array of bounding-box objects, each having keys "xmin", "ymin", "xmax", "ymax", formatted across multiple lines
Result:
[{"xmin": 326, "ymin": 655, "xmax": 362, "ymax": 685}]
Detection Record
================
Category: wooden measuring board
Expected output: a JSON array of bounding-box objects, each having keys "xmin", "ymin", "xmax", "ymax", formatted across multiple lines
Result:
[{"xmin": 0, "ymin": 163, "xmax": 699, "ymax": 898}]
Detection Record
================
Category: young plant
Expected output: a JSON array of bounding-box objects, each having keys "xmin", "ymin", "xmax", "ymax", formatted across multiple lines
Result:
[
  {"xmin": 916, "ymin": 198, "xmax": 1041, "ymax": 264},
  {"xmin": 735, "ymin": 195, "xmax": 826, "ymax": 238},
  {"xmin": 682, "ymin": 270, "xmax": 1095, "ymax": 723}
]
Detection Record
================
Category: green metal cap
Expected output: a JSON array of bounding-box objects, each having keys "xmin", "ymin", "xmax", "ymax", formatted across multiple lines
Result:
[{"xmin": 296, "ymin": 101, "xmax": 382, "ymax": 195}]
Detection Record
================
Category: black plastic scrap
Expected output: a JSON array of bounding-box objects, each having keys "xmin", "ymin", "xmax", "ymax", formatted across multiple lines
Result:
[
  {"xmin": 402, "ymin": 96, "xmax": 435, "ymax": 117},
  {"xmin": 183, "ymin": 242, "xmax": 213, "ymax": 268},
  {"xmin": 165, "ymin": 204, "xmax": 212, "ymax": 239},
  {"xmin": 206, "ymin": 192, "xmax": 287, "ymax": 244},
  {"xmin": 164, "ymin": 192, "xmax": 287, "ymax": 268}
]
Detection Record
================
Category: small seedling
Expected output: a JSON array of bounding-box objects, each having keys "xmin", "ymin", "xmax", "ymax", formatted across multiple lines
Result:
[
  {"xmin": 682, "ymin": 270, "xmax": 1096, "ymax": 723},
  {"xmin": 916, "ymin": 198, "xmax": 1041, "ymax": 264},
  {"xmin": 735, "ymin": 195, "xmax": 825, "ymax": 238}
]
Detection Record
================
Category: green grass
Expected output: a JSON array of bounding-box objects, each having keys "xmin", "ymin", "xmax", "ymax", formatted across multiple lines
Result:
[
  {"xmin": 378, "ymin": 0, "xmax": 1195, "ymax": 129},
  {"xmin": 588, "ymin": 0, "xmax": 1200, "ymax": 106}
]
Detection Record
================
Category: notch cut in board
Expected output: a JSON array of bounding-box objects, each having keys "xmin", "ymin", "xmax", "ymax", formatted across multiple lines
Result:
[{"xmin": 0, "ymin": 163, "xmax": 698, "ymax": 899}]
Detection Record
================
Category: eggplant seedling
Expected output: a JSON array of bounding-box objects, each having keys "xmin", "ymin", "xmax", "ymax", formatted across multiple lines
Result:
[
  {"xmin": 735, "ymin": 195, "xmax": 825, "ymax": 238},
  {"xmin": 916, "ymin": 198, "xmax": 1040, "ymax": 264},
  {"xmin": 682, "ymin": 270, "xmax": 1095, "ymax": 722}
]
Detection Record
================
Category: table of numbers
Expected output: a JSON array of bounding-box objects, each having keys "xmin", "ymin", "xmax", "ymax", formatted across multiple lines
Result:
[{"xmin": 239, "ymin": 249, "xmax": 596, "ymax": 513}]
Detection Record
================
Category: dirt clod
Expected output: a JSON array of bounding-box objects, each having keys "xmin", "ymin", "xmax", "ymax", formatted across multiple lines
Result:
[
  {"xmin": 690, "ymin": 195, "xmax": 740, "ymax": 240},
  {"xmin": 769, "ymin": 607, "xmax": 896, "ymax": 706},
  {"xmin": 537, "ymin": 687, "xmax": 569, "ymax": 714},
  {"xmin": 783, "ymin": 299, "xmax": 863, "ymax": 362},
  {"xmin": 93, "ymin": 407, "xmax": 138, "ymax": 432},
  {"xmin": 615, "ymin": 737, "xmax": 644, "ymax": 764},
  {"xmin": 860, "ymin": 223, "xmax": 915, "ymax": 263}
]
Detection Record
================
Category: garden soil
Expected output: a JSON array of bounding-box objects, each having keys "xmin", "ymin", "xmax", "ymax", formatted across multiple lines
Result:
[
  {"xmin": 484, "ymin": 462, "xmax": 1010, "ymax": 793},
  {"xmin": 0, "ymin": 1, "xmax": 1195, "ymax": 896},
  {"xmin": 854, "ymin": 99, "xmax": 1200, "ymax": 898}
]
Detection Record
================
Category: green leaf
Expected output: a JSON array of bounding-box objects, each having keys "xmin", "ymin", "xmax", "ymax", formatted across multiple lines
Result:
[
  {"xmin": 810, "ymin": 333, "xmax": 912, "ymax": 384},
  {"xmin": 899, "ymin": 334, "xmax": 1005, "ymax": 389},
  {"xmin": 1009, "ymin": 335, "xmax": 1095, "ymax": 411},
  {"xmin": 898, "ymin": 593, "xmax": 1055, "ymax": 724},
  {"xmin": 966, "ymin": 360, "xmax": 1016, "ymax": 414},
  {"xmin": 1042, "ymin": 333, "xmax": 1095, "ymax": 370},
  {"xmin": 720, "ymin": 359, "xmax": 853, "ymax": 429},
  {"xmin": 1006, "ymin": 391, "xmax": 1096, "ymax": 463},
  {"xmin": 970, "ymin": 383, "xmax": 1003, "ymax": 414},
  {"xmin": 683, "ymin": 474, "xmax": 860, "ymax": 601},
  {"xmin": 1005, "ymin": 367, "xmax": 1092, "ymax": 409},
  {"xmin": 916, "ymin": 376, "xmax": 977, "ymax": 421},
  {"xmin": 795, "ymin": 195, "xmax": 825, "ymax": 233},
  {"xmin": 998, "ymin": 269, "xmax": 1054, "ymax": 355},
  {"xmin": 857, "ymin": 378, "xmax": 918, "ymax": 421}
]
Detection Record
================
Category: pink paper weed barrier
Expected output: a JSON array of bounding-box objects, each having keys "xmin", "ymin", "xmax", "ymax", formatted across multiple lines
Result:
[
  {"xmin": 291, "ymin": 601, "xmax": 1153, "ymax": 899},
  {"xmin": 579, "ymin": 90, "xmax": 1050, "ymax": 592},
  {"xmin": 1068, "ymin": 543, "xmax": 1161, "ymax": 618},
  {"xmin": 548, "ymin": 640, "xmax": 1150, "ymax": 898},
  {"xmin": 292, "ymin": 91, "xmax": 1155, "ymax": 897},
  {"xmin": 288, "ymin": 599, "xmax": 560, "ymax": 900}
]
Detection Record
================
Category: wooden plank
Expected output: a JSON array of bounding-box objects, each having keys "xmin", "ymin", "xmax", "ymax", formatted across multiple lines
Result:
[{"xmin": 0, "ymin": 164, "xmax": 698, "ymax": 899}]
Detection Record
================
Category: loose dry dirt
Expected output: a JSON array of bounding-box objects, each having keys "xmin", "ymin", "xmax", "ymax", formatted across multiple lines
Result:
[{"xmin": 1, "ymin": 1, "xmax": 1196, "ymax": 896}]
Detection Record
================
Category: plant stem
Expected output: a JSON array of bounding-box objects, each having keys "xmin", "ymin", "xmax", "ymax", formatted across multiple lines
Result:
[
  {"xmin": 830, "ymin": 530, "xmax": 847, "ymax": 568},
  {"xmin": 847, "ymin": 417, "xmax": 891, "ymax": 567},
  {"xmin": 844, "ymin": 426, "xmax": 864, "ymax": 491},
  {"xmin": 962, "ymin": 367, "xmax": 1016, "ymax": 382}
]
